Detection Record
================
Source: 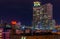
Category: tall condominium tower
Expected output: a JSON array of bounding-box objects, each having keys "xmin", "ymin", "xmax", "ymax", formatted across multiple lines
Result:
[
  {"xmin": 32, "ymin": 1, "xmax": 54, "ymax": 30},
  {"xmin": 33, "ymin": 1, "xmax": 41, "ymax": 27}
]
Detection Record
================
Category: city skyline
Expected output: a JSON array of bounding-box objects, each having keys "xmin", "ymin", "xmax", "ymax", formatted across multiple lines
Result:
[{"xmin": 0, "ymin": 0, "xmax": 60, "ymax": 25}]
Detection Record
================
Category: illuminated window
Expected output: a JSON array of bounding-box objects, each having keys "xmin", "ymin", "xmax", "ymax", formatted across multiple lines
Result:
[
  {"xmin": 40, "ymin": 12, "xmax": 42, "ymax": 14},
  {"xmin": 6, "ymin": 24, "xmax": 11, "ymax": 28},
  {"xmin": 37, "ymin": 10, "xmax": 40, "ymax": 13},
  {"xmin": 50, "ymin": 27, "xmax": 53, "ymax": 30},
  {"xmin": 37, "ymin": 13, "xmax": 40, "ymax": 15},
  {"xmin": 44, "ymin": 15, "xmax": 48, "ymax": 18}
]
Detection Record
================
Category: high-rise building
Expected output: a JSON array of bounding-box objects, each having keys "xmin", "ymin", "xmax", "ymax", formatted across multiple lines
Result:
[
  {"xmin": 39, "ymin": 3, "xmax": 53, "ymax": 30},
  {"xmin": 32, "ymin": 1, "xmax": 54, "ymax": 30},
  {"xmin": 32, "ymin": 1, "xmax": 41, "ymax": 27},
  {"xmin": 49, "ymin": 19, "xmax": 56, "ymax": 30}
]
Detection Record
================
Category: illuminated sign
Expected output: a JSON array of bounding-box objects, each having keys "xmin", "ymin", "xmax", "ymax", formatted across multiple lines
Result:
[
  {"xmin": 11, "ymin": 21, "xmax": 17, "ymax": 25},
  {"xmin": 34, "ymin": 1, "xmax": 40, "ymax": 6}
]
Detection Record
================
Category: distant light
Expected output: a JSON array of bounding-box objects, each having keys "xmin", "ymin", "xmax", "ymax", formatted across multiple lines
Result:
[
  {"xmin": 35, "ymin": 28, "xmax": 40, "ymax": 30},
  {"xmin": 21, "ymin": 36, "xmax": 26, "ymax": 39},
  {"xmin": 22, "ymin": 26, "xmax": 25, "ymax": 29},
  {"xmin": 11, "ymin": 21, "xmax": 17, "ymax": 25},
  {"xmin": 6, "ymin": 24, "xmax": 11, "ymax": 28}
]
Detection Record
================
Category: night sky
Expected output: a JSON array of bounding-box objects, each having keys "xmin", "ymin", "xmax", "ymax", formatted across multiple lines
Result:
[{"xmin": 0, "ymin": 0, "xmax": 60, "ymax": 25}]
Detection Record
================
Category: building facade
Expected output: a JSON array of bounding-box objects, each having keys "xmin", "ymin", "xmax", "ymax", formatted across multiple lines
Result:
[
  {"xmin": 32, "ymin": 1, "xmax": 41, "ymax": 27},
  {"xmin": 32, "ymin": 1, "xmax": 55, "ymax": 30}
]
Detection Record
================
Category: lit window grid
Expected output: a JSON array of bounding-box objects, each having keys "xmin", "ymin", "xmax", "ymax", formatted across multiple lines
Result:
[{"xmin": 33, "ymin": 3, "xmax": 53, "ymax": 30}]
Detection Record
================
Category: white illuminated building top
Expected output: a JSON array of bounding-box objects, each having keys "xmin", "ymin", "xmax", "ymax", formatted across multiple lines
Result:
[{"xmin": 34, "ymin": 1, "xmax": 41, "ymax": 7}]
